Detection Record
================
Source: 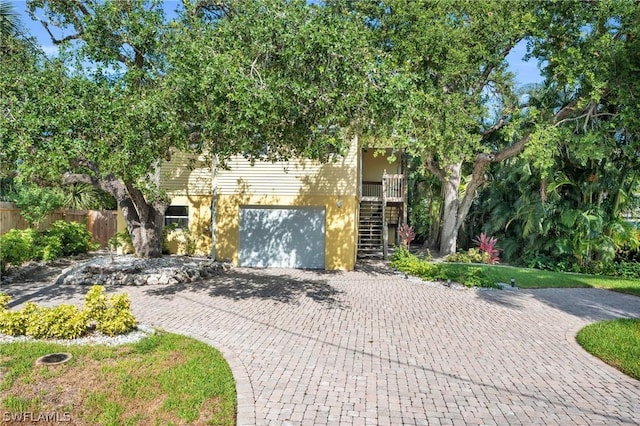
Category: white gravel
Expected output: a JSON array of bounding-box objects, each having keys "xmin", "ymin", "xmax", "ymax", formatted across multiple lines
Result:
[{"xmin": 0, "ymin": 324, "xmax": 155, "ymax": 346}]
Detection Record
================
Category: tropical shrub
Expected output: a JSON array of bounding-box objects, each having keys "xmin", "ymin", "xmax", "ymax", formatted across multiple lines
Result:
[
  {"xmin": 9, "ymin": 184, "xmax": 64, "ymax": 227},
  {"xmin": 392, "ymin": 249, "xmax": 495, "ymax": 287},
  {"xmin": 466, "ymin": 151, "xmax": 640, "ymax": 273},
  {"xmin": 47, "ymin": 220, "xmax": 95, "ymax": 256},
  {"xmin": 473, "ymin": 233, "xmax": 500, "ymax": 263},
  {"xmin": 24, "ymin": 304, "xmax": 88, "ymax": 339},
  {"xmin": 0, "ymin": 310, "xmax": 27, "ymax": 336},
  {"xmin": 0, "ymin": 286, "xmax": 137, "ymax": 339},
  {"xmin": 84, "ymin": 285, "xmax": 137, "ymax": 336},
  {"xmin": 0, "ymin": 221, "xmax": 96, "ymax": 271},
  {"xmin": 40, "ymin": 234, "xmax": 64, "ymax": 261},
  {"xmin": 445, "ymin": 248, "xmax": 490, "ymax": 264},
  {"xmin": 398, "ymin": 224, "xmax": 416, "ymax": 249},
  {"xmin": 0, "ymin": 229, "xmax": 34, "ymax": 271}
]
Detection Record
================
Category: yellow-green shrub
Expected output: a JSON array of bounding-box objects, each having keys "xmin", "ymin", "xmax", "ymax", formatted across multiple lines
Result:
[
  {"xmin": 0, "ymin": 286, "xmax": 137, "ymax": 339},
  {"xmin": 0, "ymin": 293, "xmax": 11, "ymax": 310},
  {"xmin": 444, "ymin": 248, "xmax": 490, "ymax": 264},
  {"xmin": 84, "ymin": 285, "xmax": 137, "ymax": 336},
  {"xmin": 25, "ymin": 304, "xmax": 88, "ymax": 339},
  {"xmin": 0, "ymin": 310, "xmax": 27, "ymax": 336}
]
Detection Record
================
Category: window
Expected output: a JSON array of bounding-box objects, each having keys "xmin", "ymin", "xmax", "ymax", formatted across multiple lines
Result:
[{"xmin": 165, "ymin": 205, "xmax": 189, "ymax": 228}]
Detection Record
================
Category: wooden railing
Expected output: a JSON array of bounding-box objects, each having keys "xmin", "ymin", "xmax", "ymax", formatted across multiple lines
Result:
[
  {"xmin": 362, "ymin": 182, "xmax": 383, "ymax": 200},
  {"xmin": 383, "ymin": 173, "xmax": 404, "ymax": 202},
  {"xmin": 360, "ymin": 173, "xmax": 405, "ymax": 202}
]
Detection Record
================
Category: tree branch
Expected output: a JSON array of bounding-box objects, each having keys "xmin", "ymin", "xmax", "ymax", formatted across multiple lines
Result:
[{"xmin": 424, "ymin": 154, "xmax": 445, "ymax": 182}]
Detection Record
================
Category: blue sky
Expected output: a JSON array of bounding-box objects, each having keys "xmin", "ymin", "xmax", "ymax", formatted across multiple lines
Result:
[{"xmin": 12, "ymin": 0, "xmax": 544, "ymax": 86}]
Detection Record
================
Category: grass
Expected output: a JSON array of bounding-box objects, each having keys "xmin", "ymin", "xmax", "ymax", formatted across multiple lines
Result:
[
  {"xmin": 450, "ymin": 263, "xmax": 640, "ymax": 296},
  {"xmin": 392, "ymin": 250, "xmax": 640, "ymax": 296},
  {"xmin": 0, "ymin": 330, "xmax": 236, "ymax": 425},
  {"xmin": 576, "ymin": 319, "xmax": 640, "ymax": 381}
]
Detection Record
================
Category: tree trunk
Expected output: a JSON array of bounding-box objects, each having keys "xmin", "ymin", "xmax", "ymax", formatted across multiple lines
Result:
[
  {"xmin": 439, "ymin": 162, "xmax": 462, "ymax": 256},
  {"xmin": 63, "ymin": 171, "xmax": 168, "ymax": 258},
  {"xmin": 119, "ymin": 196, "xmax": 166, "ymax": 258}
]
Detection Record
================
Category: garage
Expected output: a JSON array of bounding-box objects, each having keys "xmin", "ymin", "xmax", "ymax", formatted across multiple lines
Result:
[{"xmin": 238, "ymin": 206, "xmax": 326, "ymax": 269}]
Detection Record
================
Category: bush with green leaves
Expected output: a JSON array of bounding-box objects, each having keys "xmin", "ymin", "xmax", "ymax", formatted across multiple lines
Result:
[
  {"xmin": 0, "ymin": 229, "xmax": 33, "ymax": 271},
  {"xmin": 47, "ymin": 220, "xmax": 95, "ymax": 256},
  {"xmin": 24, "ymin": 304, "xmax": 88, "ymax": 339},
  {"xmin": 391, "ymin": 247, "xmax": 440, "ymax": 277},
  {"xmin": 108, "ymin": 230, "xmax": 134, "ymax": 254},
  {"xmin": 10, "ymin": 184, "xmax": 65, "ymax": 227},
  {"xmin": 0, "ymin": 221, "xmax": 96, "ymax": 271},
  {"xmin": 0, "ymin": 286, "xmax": 137, "ymax": 339},
  {"xmin": 0, "ymin": 294, "xmax": 26, "ymax": 336},
  {"xmin": 392, "ymin": 249, "xmax": 495, "ymax": 287},
  {"xmin": 84, "ymin": 285, "xmax": 137, "ymax": 336},
  {"xmin": 444, "ymin": 248, "xmax": 490, "ymax": 264},
  {"xmin": 0, "ymin": 310, "xmax": 27, "ymax": 336}
]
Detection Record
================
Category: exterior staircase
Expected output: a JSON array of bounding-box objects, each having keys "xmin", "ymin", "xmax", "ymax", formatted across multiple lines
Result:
[{"xmin": 357, "ymin": 200, "xmax": 384, "ymax": 258}]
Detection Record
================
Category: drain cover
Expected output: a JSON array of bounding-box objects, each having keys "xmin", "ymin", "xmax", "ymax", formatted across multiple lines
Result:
[{"xmin": 35, "ymin": 353, "xmax": 72, "ymax": 366}]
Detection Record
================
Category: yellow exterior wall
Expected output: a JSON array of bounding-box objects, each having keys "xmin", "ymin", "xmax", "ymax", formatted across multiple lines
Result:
[
  {"xmin": 160, "ymin": 152, "xmax": 211, "ymax": 196},
  {"xmin": 145, "ymin": 138, "xmax": 360, "ymax": 270},
  {"xmin": 362, "ymin": 148, "xmax": 402, "ymax": 182},
  {"xmin": 216, "ymin": 193, "xmax": 357, "ymax": 270},
  {"xmin": 163, "ymin": 195, "xmax": 213, "ymax": 256}
]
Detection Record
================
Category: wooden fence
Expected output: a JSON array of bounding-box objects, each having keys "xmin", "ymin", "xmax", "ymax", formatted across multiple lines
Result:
[{"xmin": 0, "ymin": 202, "xmax": 117, "ymax": 248}]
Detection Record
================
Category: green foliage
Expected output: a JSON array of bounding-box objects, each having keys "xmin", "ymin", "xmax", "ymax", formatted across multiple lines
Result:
[
  {"xmin": 61, "ymin": 183, "xmax": 117, "ymax": 210},
  {"xmin": 46, "ymin": 220, "xmax": 93, "ymax": 256},
  {"xmin": 40, "ymin": 234, "xmax": 63, "ymax": 261},
  {"xmin": 10, "ymin": 184, "xmax": 64, "ymax": 227},
  {"xmin": 0, "ymin": 286, "xmax": 137, "ymax": 339},
  {"xmin": 468, "ymin": 144, "xmax": 640, "ymax": 273},
  {"xmin": 391, "ymin": 247, "xmax": 439, "ymax": 278},
  {"xmin": 0, "ymin": 229, "xmax": 35, "ymax": 271},
  {"xmin": 84, "ymin": 285, "xmax": 137, "ymax": 337},
  {"xmin": 83, "ymin": 285, "xmax": 108, "ymax": 320},
  {"xmin": 392, "ymin": 249, "xmax": 495, "ymax": 288},
  {"xmin": 107, "ymin": 230, "xmax": 134, "ymax": 254},
  {"xmin": 0, "ymin": 293, "xmax": 10, "ymax": 309},
  {"xmin": 24, "ymin": 304, "xmax": 87, "ymax": 340},
  {"xmin": 0, "ymin": 221, "xmax": 94, "ymax": 271},
  {"xmin": 0, "ymin": 310, "xmax": 27, "ymax": 336},
  {"xmin": 445, "ymin": 248, "xmax": 490, "ymax": 264},
  {"xmin": 0, "ymin": 0, "xmax": 20, "ymax": 40}
]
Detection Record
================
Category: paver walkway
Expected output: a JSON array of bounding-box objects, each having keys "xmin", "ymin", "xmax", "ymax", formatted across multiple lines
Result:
[{"xmin": 4, "ymin": 264, "xmax": 640, "ymax": 425}]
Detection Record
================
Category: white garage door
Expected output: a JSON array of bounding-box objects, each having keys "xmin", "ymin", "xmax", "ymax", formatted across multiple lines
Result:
[{"xmin": 239, "ymin": 206, "xmax": 326, "ymax": 269}]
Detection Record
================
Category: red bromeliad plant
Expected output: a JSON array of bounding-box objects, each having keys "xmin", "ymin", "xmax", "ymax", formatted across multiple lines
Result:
[
  {"xmin": 398, "ymin": 224, "xmax": 416, "ymax": 250},
  {"xmin": 473, "ymin": 233, "xmax": 500, "ymax": 264}
]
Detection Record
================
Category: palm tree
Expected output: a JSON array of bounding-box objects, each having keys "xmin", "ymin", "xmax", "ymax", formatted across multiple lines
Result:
[{"xmin": 0, "ymin": 1, "xmax": 20, "ymax": 41}]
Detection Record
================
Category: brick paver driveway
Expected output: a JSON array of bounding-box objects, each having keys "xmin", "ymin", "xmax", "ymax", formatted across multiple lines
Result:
[{"xmin": 6, "ymin": 264, "xmax": 640, "ymax": 425}]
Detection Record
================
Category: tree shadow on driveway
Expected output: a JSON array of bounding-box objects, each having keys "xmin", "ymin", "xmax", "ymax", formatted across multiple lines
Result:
[
  {"xmin": 476, "ymin": 286, "xmax": 640, "ymax": 322},
  {"xmin": 144, "ymin": 268, "xmax": 349, "ymax": 309}
]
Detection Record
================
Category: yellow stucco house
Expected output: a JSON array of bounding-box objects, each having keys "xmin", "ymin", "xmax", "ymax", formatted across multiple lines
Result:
[{"xmin": 125, "ymin": 137, "xmax": 406, "ymax": 270}]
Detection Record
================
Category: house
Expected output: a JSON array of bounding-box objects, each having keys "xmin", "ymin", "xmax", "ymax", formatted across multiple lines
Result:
[{"xmin": 119, "ymin": 137, "xmax": 407, "ymax": 270}]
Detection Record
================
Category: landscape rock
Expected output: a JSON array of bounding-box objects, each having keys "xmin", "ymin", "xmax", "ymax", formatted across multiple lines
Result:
[{"xmin": 52, "ymin": 254, "xmax": 232, "ymax": 286}]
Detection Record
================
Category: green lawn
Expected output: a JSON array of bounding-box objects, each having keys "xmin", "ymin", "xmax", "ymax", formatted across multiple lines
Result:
[
  {"xmin": 439, "ymin": 263, "xmax": 640, "ymax": 296},
  {"xmin": 484, "ymin": 264, "xmax": 640, "ymax": 295},
  {"xmin": 576, "ymin": 319, "xmax": 640, "ymax": 381},
  {"xmin": 0, "ymin": 331, "xmax": 236, "ymax": 425}
]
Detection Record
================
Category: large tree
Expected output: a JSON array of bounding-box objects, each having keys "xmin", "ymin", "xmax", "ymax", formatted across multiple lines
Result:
[
  {"xmin": 1, "ymin": 0, "xmax": 368, "ymax": 257},
  {"xmin": 353, "ymin": 0, "xmax": 639, "ymax": 255}
]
